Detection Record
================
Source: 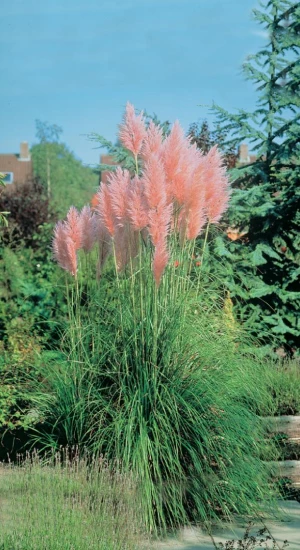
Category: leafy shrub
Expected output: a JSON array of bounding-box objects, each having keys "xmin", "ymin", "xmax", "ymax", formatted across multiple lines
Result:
[
  {"xmin": 0, "ymin": 180, "xmax": 53, "ymax": 247},
  {"xmin": 0, "ymin": 326, "xmax": 44, "ymax": 459},
  {"xmin": 0, "ymin": 230, "xmax": 67, "ymax": 447},
  {"xmin": 0, "ymin": 233, "xmax": 67, "ymax": 346}
]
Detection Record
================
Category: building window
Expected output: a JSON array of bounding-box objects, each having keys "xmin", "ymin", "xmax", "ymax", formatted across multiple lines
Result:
[{"xmin": 2, "ymin": 172, "xmax": 14, "ymax": 184}]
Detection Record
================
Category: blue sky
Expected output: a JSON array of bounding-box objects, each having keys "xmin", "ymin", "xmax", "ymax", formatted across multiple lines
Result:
[{"xmin": 1, "ymin": 0, "xmax": 266, "ymax": 166}]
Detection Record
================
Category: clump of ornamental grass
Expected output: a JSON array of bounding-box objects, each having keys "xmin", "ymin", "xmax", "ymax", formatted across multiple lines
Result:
[
  {"xmin": 0, "ymin": 451, "xmax": 146, "ymax": 550},
  {"xmin": 35, "ymin": 103, "xmax": 277, "ymax": 533}
]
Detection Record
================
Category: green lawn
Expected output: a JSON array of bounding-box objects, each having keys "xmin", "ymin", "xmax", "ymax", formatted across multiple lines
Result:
[{"xmin": 0, "ymin": 454, "xmax": 148, "ymax": 550}]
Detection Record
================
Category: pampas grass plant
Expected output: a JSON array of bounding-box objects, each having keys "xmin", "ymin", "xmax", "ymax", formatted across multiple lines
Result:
[{"xmin": 31, "ymin": 103, "xmax": 277, "ymax": 533}]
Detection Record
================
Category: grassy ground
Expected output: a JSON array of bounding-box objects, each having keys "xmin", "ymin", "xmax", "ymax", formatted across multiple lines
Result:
[{"xmin": 0, "ymin": 452, "xmax": 148, "ymax": 550}]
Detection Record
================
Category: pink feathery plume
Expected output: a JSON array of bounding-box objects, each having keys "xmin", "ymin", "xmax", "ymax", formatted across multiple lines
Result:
[
  {"xmin": 179, "ymin": 188, "xmax": 207, "ymax": 241},
  {"xmin": 95, "ymin": 184, "xmax": 116, "ymax": 236},
  {"xmin": 53, "ymin": 221, "xmax": 77, "ymax": 276},
  {"xmin": 153, "ymin": 239, "xmax": 169, "ymax": 287},
  {"xmin": 65, "ymin": 206, "xmax": 82, "ymax": 250},
  {"xmin": 186, "ymin": 198, "xmax": 206, "ymax": 241},
  {"xmin": 119, "ymin": 102, "xmax": 146, "ymax": 157},
  {"xmin": 107, "ymin": 167, "xmax": 131, "ymax": 226},
  {"xmin": 141, "ymin": 121, "xmax": 163, "ymax": 160},
  {"xmin": 203, "ymin": 146, "xmax": 231, "ymax": 223},
  {"xmin": 148, "ymin": 203, "xmax": 172, "ymax": 247},
  {"xmin": 79, "ymin": 205, "xmax": 96, "ymax": 253},
  {"xmin": 127, "ymin": 176, "xmax": 149, "ymax": 231},
  {"xmin": 162, "ymin": 121, "xmax": 189, "ymax": 204},
  {"xmin": 179, "ymin": 151, "xmax": 207, "ymax": 241},
  {"xmin": 142, "ymin": 154, "xmax": 167, "ymax": 210},
  {"xmin": 173, "ymin": 143, "xmax": 199, "ymax": 207},
  {"xmin": 142, "ymin": 153, "xmax": 171, "ymax": 250},
  {"xmin": 64, "ymin": 239, "xmax": 77, "ymax": 276}
]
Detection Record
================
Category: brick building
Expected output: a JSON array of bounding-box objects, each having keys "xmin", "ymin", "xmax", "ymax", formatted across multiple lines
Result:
[
  {"xmin": 237, "ymin": 144, "xmax": 257, "ymax": 165},
  {"xmin": 0, "ymin": 142, "xmax": 33, "ymax": 185}
]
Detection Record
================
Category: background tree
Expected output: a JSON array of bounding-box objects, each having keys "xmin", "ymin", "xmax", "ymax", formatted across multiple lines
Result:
[
  {"xmin": 209, "ymin": 0, "xmax": 300, "ymax": 353},
  {"xmin": 0, "ymin": 173, "xmax": 10, "ymax": 229},
  {"xmin": 188, "ymin": 120, "xmax": 213, "ymax": 153},
  {"xmin": 34, "ymin": 120, "xmax": 63, "ymax": 200},
  {"xmin": 32, "ymin": 122, "xmax": 98, "ymax": 215},
  {"xmin": 188, "ymin": 119, "xmax": 238, "ymax": 168}
]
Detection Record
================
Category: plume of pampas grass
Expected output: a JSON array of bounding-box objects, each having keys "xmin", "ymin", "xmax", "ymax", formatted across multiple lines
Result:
[
  {"xmin": 179, "ymin": 153, "xmax": 207, "ymax": 241},
  {"xmin": 179, "ymin": 190, "xmax": 206, "ymax": 242},
  {"xmin": 142, "ymin": 154, "xmax": 167, "ymax": 210},
  {"xmin": 127, "ymin": 177, "xmax": 149, "ymax": 231},
  {"xmin": 65, "ymin": 206, "xmax": 82, "ymax": 250},
  {"xmin": 107, "ymin": 167, "xmax": 131, "ymax": 226},
  {"xmin": 142, "ymin": 153, "xmax": 171, "ymax": 249},
  {"xmin": 203, "ymin": 146, "xmax": 231, "ymax": 224},
  {"xmin": 53, "ymin": 221, "xmax": 77, "ymax": 276},
  {"xmin": 119, "ymin": 102, "xmax": 146, "ymax": 157},
  {"xmin": 80, "ymin": 205, "xmax": 96, "ymax": 253},
  {"xmin": 148, "ymin": 204, "xmax": 172, "ymax": 248},
  {"xmin": 141, "ymin": 120, "xmax": 163, "ymax": 160},
  {"xmin": 162, "ymin": 121, "xmax": 187, "ymax": 203},
  {"xmin": 153, "ymin": 239, "xmax": 169, "ymax": 287},
  {"xmin": 96, "ymin": 184, "xmax": 116, "ymax": 236}
]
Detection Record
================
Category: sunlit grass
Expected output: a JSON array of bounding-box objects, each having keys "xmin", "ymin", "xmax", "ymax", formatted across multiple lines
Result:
[
  {"xmin": 0, "ymin": 451, "xmax": 148, "ymax": 550},
  {"xmin": 268, "ymin": 358, "xmax": 300, "ymax": 416}
]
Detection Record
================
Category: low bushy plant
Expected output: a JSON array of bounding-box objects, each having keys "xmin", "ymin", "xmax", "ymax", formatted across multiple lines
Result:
[
  {"xmin": 215, "ymin": 521, "xmax": 289, "ymax": 549},
  {"xmin": 0, "ymin": 230, "xmax": 67, "ymax": 346},
  {"xmin": 0, "ymin": 228, "xmax": 67, "ymax": 451}
]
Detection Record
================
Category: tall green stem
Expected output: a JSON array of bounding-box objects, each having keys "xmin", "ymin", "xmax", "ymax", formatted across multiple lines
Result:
[
  {"xmin": 196, "ymin": 221, "xmax": 211, "ymax": 295},
  {"xmin": 138, "ymin": 239, "xmax": 145, "ymax": 364},
  {"xmin": 152, "ymin": 284, "xmax": 158, "ymax": 369},
  {"xmin": 112, "ymin": 240, "xmax": 129, "ymax": 377}
]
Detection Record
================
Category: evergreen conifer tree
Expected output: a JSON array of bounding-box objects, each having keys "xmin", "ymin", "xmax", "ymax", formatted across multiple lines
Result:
[{"xmin": 211, "ymin": 0, "xmax": 300, "ymax": 353}]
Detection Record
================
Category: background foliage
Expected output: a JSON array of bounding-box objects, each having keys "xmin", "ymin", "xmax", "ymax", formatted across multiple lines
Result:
[
  {"xmin": 207, "ymin": 0, "xmax": 300, "ymax": 353},
  {"xmin": 0, "ymin": 1, "xmax": 299, "ymax": 536},
  {"xmin": 32, "ymin": 120, "xmax": 99, "ymax": 215}
]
